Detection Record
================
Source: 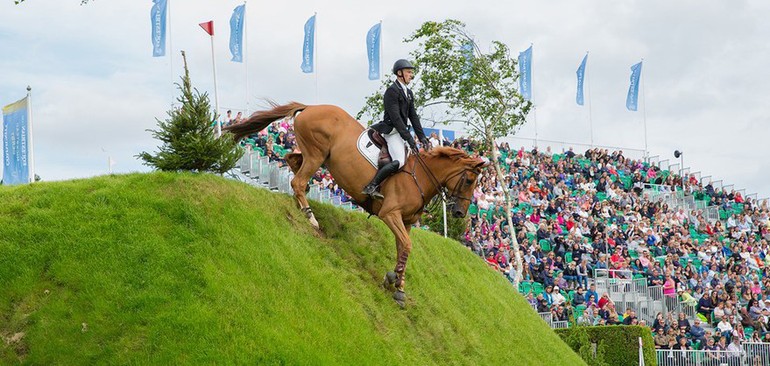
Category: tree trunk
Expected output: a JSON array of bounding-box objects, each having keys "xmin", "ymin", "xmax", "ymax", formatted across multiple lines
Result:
[{"xmin": 488, "ymin": 135, "xmax": 523, "ymax": 288}]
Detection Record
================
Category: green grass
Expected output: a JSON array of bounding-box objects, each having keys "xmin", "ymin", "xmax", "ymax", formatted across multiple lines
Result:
[{"xmin": 0, "ymin": 172, "xmax": 584, "ymax": 365}]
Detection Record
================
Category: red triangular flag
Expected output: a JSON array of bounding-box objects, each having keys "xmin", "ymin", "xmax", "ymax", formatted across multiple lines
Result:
[{"xmin": 199, "ymin": 21, "xmax": 214, "ymax": 36}]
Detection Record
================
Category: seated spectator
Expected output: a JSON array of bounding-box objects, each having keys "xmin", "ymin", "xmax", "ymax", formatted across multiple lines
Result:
[
  {"xmin": 673, "ymin": 334, "xmax": 691, "ymax": 351},
  {"xmin": 572, "ymin": 287, "xmax": 586, "ymax": 307},
  {"xmin": 623, "ymin": 309, "xmax": 637, "ymax": 325},
  {"xmin": 652, "ymin": 312, "xmax": 667, "ymax": 333},
  {"xmin": 690, "ymin": 318, "xmax": 706, "ymax": 346},
  {"xmin": 563, "ymin": 262, "xmax": 578, "ymax": 289},
  {"xmin": 552, "ymin": 286, "xmax": 566, "ymax": 306},
  {"xmin": 698, "ymin": 291, "xmax": 714, "ymax": 318},
  {"xmin": 543, "ymin": 285, "xmax": 554, "ymax": 305},
  {"xmin": 654, "ymin": 328, "xmax": 669, "ymax": 349},
  {"xmin": 585, "ymin": 284, "xmax": 599, "ymax": 306},
  {"xmin": 537, "ymin": 298, "xmax": 549, "ymax": 313},
  {"xmin": 676, "ymin": 312, "xmax": 691, "ymax": 333}
]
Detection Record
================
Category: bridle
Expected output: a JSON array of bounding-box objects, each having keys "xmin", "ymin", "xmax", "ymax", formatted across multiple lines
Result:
[{"xmin": 405, "ymin": 152, "xmax": 480, "ymax": 212}]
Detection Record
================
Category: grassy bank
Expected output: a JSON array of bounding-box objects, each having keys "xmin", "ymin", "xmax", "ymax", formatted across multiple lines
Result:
[{"xmin": 0, "ymin": 172, "xmax": 583, "ymax": 365}]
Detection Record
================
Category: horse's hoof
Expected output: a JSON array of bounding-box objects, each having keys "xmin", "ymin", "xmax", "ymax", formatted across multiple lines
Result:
[
  {"xmin": 309, "ymin": 215, "xmax": 320, "ymax": 229},
  {"xmin": 382, "ymin": 272, "xmax": 397, "ymax": 292},
  {"xmin": 393, "ymin": 290, "xmax": 406, "ymax": 308}
]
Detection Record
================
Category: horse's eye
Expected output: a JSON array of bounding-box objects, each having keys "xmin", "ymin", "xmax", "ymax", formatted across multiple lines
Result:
[{"xmin": 466, "ymin": 179, "xmax": 474, "ymax": 185}]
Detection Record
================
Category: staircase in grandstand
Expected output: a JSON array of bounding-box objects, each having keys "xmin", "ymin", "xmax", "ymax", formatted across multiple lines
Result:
[
  {"xmin": 230, "ymin": 147, "xmax": 363, "ymax": 212},
  {"xmin": 594, "ymin": 269, "xmax": 698, "ymax": 326}
]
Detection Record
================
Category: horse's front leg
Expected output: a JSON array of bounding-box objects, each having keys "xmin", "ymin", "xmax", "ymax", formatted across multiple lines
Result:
[{"xmin": 380, "ymin": 211, "xmax": 412, "ymax": 307}]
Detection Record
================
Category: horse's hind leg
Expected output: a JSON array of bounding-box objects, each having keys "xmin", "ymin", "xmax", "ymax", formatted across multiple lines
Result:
[{"xmin": 287, "ymin": 152, "xmax": 323, "ymax": 228}]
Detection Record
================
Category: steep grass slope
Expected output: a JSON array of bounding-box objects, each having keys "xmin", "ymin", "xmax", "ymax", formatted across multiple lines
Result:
[{"xmin": 0, "ymin": 172, "xmax": 583, "ymax": 365}]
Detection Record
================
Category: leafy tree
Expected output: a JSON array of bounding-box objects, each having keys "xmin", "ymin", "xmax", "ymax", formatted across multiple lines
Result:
[
  {"xmin": 358, "ymin": 19, "xmax": 531, "ymax": 286},
  {"xmin": 421, "ymin": 201, "xmax": 467, "ymax": 241},
  {"xmin": 138, "ymin": 51, "xmax": 242, "ymax": 174}
]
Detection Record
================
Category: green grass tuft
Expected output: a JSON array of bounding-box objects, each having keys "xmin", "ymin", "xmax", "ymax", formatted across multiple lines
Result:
[{"xmin": 0, "ymin": 172, "xmax": 584, "ymax": 365}]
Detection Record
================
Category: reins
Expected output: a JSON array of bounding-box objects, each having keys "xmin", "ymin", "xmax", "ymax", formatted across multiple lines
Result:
[{"xmin": 406, "ymin": 150, "xmax": 477, "ymax": 212}]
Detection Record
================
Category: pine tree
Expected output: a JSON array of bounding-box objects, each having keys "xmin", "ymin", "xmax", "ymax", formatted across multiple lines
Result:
[{"xmin": 138, "ymin": 51, "xmax": 242, "ymax": 174}]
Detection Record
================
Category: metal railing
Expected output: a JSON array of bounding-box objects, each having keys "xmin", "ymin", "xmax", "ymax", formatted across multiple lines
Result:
[
  {"xmin": 656, "ymin": 342, "xmax": 770, "ymax": 366},
  {"xmin": 551, "ymin": 321, "xmax": 569, "ymax": 329},
  {"xmin": 232, "ymin": 150, "xmax": 364, "ymax": 213},
  {"xmin": 495, "ymin": 137, "xmax": 647, "ymax": 161},
  {"xmin": 593, "ymin": 269, "xmax": 671, "ymax": 325},
  {"xmin": 644, "ymin": 185, "xmax": 721, "ymax": 224},
  {"xmin": 743, "ymin": 341, "xmax": 770, "ymax": 365},
  {"xmin": 657, "ymin": 349, "xmax": 742, "ymax": 366}
]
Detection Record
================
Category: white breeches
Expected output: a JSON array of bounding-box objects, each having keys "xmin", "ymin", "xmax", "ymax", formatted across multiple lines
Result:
[{"xmin": 383, "ymin": 130, "xmax": 408, "ymax": 168}]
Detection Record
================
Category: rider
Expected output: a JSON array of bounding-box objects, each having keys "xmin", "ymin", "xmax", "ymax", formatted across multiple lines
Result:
[{"xmin": 363, "ymin": 59, "xmax": 430, "ymax": 200}]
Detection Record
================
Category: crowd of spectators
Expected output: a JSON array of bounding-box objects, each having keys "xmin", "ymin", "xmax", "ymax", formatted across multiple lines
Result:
[
  {"xmin": 454, "ymin": 141, "xmax": 770, "ymax": 346},
  {"xmin": 236, "ymin": 117, "xmax": 770, "ymax": 346}
]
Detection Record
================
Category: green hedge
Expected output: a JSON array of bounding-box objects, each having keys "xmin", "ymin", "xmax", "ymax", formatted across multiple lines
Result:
[{"xmin": 556, "ymin": 326, "xmax": 656, "ymax": 366}]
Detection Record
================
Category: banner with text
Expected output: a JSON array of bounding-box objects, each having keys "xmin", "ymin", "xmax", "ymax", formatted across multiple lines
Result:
[
  {"xmin": 150, "ymin": 0, "xmax": 167, "ymax": 57},
  {"xmin": 2, "ymin": 97, "xmax": 30, "ymax": 185},
  {"xmin": 366, "ymin": 22, "xmax": 381, "ymax": 80}
]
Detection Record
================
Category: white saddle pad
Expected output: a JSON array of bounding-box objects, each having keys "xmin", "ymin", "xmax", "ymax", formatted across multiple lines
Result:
[{"xmin": 356, "ymin": 129, "xmax": 381, "ymax": 168}]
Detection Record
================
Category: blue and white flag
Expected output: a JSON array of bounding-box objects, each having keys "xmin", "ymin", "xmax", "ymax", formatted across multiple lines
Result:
[
  {"xmin": 626, "ymin": 61, "xmax": 643, "ymax": 111},
  {"xmin": 2, "ymin": 97, "xmax": 30, "ymax": 185},
  {"xmin": 366, "ymin": 23, "xmax": 381, "ymax": 80},
  {"xmin": 150, "ymin": 0, "xmax": 167, "ymax": 57},
  {"xmin": 518, "ymin": 45, "xmax": 532, "ymax": 100},
  {"xmin": 576, "ymin": 54, "xmax": 588, "ymax": 106},
  {"xmin": 229, "ymin": 4, "xmax": 245, "ymax": 63},
  {"xmin": 301, "ymin": 14, "xmax": 316, "ymax": 73}
]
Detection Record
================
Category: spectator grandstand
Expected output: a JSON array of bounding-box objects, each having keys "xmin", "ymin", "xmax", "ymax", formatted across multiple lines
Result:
[{"xmin": 234, "ymin": 116, "xmax": 770, "ymax": 354}]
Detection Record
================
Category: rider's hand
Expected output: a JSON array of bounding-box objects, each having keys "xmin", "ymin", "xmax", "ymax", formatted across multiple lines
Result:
[
  {"xmin": 421, "ymin": 139, "xmax": 432, "ymax": 151},
  {"xmin": 408, "ymin": 139, "xmax": 418, "ymax": 152}
]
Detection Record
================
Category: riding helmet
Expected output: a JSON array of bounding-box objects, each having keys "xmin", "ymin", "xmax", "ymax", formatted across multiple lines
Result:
[{"xmin": 392, "ymin": 59, "xmax": 415, "ymax": 75}]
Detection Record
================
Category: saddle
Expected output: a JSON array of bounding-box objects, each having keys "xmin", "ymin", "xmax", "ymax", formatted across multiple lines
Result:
[{"xmin": 367, "ymin": 129, "xmax": 392, "ymax": 168}]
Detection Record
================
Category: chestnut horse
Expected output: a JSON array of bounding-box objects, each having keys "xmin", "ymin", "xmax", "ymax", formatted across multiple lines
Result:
[{"xmin": 225, "ymin": 102, "xmax": 486, "ymax": 306}]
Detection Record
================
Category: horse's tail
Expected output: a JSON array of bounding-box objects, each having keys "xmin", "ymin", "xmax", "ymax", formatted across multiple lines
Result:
[{"xmin": 223, "ymin": 101, "xmax": 307, "ymax": 141}]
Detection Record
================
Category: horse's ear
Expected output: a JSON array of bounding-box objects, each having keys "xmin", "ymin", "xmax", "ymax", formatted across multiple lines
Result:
[{"xmin": 473, "ymin": 158, "xmax": 491, "ymax": 170}]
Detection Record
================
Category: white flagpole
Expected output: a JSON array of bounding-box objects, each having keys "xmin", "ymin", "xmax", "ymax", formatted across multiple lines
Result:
[
  {"xmin": 641, "ymin": 58, "xmax": 647, "ymax": 159},
  {"xmin": 108, "ymin": 156, "xmax": 112, "ymax": 174},
  {"xmin": 379, "ymin": 20, "xmax": 383, "ymax": 80},
  {"xmin": 209, "ymin": 25, "xmax": 221, "ymax": 137},
  {"xmin": 314, "ymin": 12, "xmax": 318, "ymax": 104},
  {"xmin": 168, "ymin": 0, "xmax": 174, "ymax": 108},
  {"xmin": 244, "ymin": 1, "xmax": 249, "ymax": 115},
  {"xmin": 26, "ymin": 86, "xmax": 35, "ymax": 183},
  {"xmin": 587, "ymin": 51, "xmax": 594, "ymax": 148},
  {"xmin": 530, "ymin": 43, "xmax": 537, "ymax": 149}
]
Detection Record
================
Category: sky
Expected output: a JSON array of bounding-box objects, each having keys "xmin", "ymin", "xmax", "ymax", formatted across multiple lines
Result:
[{"xmin": 1, "ymin": 0, "xmax": 769, "ymax": 198}]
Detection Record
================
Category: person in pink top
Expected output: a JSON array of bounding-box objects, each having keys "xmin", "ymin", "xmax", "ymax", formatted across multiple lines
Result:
[
  {"xmin": 663, "ymin": 275, "xmax": 676, "ymax": 297},
  {"xmin": 639, "ymin": 251, "xmax": 651, "ymax": 269},
  {"xmin": 751, "ymin": 281, "xmax": 762, "ymax": 295},
  {"xmin": 529, "ymin": 211, "xmax": 541, "ymax": 224},
  {"xmin": 647, "ymin": 167, "xmax": 657, "ymax": 180}
]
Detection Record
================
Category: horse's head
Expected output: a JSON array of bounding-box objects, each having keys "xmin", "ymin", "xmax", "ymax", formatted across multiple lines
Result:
[{"xmin": 425, "ymin": 147, "xmax": 490, "ymax": 218}]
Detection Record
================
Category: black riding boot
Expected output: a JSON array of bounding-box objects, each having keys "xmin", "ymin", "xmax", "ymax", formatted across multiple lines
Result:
[{"xmin": 362, "ymin": 161, "xmax": 400, "ymax": 200}]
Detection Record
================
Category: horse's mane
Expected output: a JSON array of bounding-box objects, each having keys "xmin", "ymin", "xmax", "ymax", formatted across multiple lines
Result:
[{"xmin": 425, "ymin": 146, "xmax": 481, "ymax": 168}]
